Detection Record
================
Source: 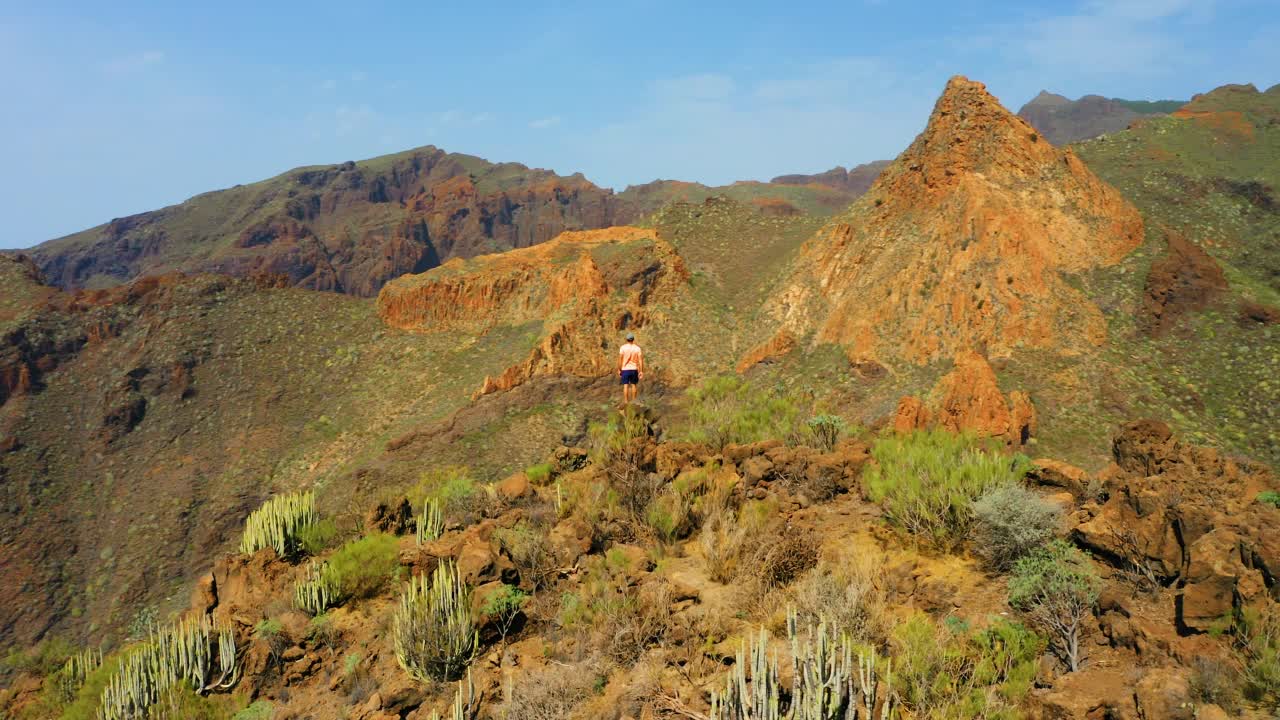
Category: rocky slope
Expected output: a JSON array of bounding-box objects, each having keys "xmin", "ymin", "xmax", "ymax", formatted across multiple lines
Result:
[
  {"xmin": 768, "ymin": 75, "xmax": 1144, "ymax": 369},
  {"xmin": 1017, "ymin": 90, "xmax": 1183, "ymax": 145}
]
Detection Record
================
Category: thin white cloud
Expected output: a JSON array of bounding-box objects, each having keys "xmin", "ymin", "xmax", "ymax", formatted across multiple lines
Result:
[
  {"xmin": 529, "ymin": 115, "xmax": 561, "ymax": 129},
  {"xmin": 989, "ymin": 0, "xmax": 1215, "ymax": 76},
  {"xmin": 102, "ymin": 50, "xmax": 164, "ymax": 74}
]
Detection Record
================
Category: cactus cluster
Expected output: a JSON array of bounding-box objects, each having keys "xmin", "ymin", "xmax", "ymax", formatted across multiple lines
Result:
[
  {"xmin": 393, "ymin": 560, "xmax": 478, "ymax": 683},
  {"xmin": 239, "ymin": 490, "xmax": 318, "ymax": 558},
  {"xmin": 710, "ymin": 610, "xmax": 892, "ymax": 720},
  {"xmin": 294, "ymin": 560, "xmax": 340, "ymax": 615},
  {"xmin": 56, "ymin": 647, "xmax": 103, "ymax": 702},
  {"xmin": 416, "ymin": 497, "xmax": 444, "ymax": 545},
  {"xmin": 98, "ymin": 614, "xmax": 238, "ymax": 720}
]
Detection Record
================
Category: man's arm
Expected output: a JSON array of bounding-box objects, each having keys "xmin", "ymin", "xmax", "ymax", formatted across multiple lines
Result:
[{"xmin": 638, "ymin": 350, "xmax": 645, "ymax": 379}]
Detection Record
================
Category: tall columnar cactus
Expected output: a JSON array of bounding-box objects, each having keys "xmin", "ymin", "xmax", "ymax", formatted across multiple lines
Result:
[
  {"xmin": 239, "ymin": 490, "xmax": 319, "ymax": 558},
  {"xmin": 57, "ymin": 647, "xmax": 103, "ymax": 702},
  {"xmin": 393, "ymin": 560, "xmax": 478, "ymax": 683},
  {"xmin": 416, "ymin": 497, "xmax": 444, "ymax": 545},
  {"xmin": 294, "ymin": 560, "xmax": 340, "ymax": 615},
  {"xmin": 97, "ymin": 615, "xmax": 238, "ymax": 720},
  {"xmin": 710, "ymin": 610, "xmax": 893, "ymax": 720}
]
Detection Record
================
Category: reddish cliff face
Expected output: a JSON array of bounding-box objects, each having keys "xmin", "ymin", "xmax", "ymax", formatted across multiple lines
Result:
[
  {"xmin": 770, "ymin": 161, "xmax": 891, "ymax": 195},
  {"xmin": 377, "ymin": 227, "xmax": 688, "ymax": 395},
  {"xmin": 32, "ymin": 148, "xmax": 637, "ymax": 298},
  {"xmin": 770, "ymin": 76, "xmax": 1144, "ymax": 369}
]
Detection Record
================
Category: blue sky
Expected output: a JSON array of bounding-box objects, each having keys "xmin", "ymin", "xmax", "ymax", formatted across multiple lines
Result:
[{"xmin": 2, "ymin": 0, "xmax": 1277, "ymax": 248}]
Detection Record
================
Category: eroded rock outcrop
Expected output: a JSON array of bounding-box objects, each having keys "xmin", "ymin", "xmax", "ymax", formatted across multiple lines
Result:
[
  {"xmin": 1071, "ymin": 420, "xmax": 1278, "ymax": 633},
  {"xmin": 769, "ymin": 76, "xmax": 1144, "ymax": 369},
  {"xmin": 377, "ymin": 227, "xmax": 688, "ymax": 395},
  {"xmin": 891, "ymin": 350, "xmax": 1036, "ymax": 446}
]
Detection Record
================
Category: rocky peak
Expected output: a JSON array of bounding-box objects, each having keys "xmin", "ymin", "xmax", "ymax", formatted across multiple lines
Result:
[
  {"xmin": 1026, "ymin": 90, "xmax": 1071, "ymax": 107},
  {"xmin": 767, "ymin": 75, "xmax": 1144, "ymax": 367}
]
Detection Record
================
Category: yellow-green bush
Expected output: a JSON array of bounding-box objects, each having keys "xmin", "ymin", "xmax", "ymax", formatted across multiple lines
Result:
[
  {"xmin": 684, "ymin": 375, "xmax": 803, "ymax": 449},
  {"xmin": 327, "ymin": 533, "xmax": 401, "ymax": 601},
  {"xmin": 239, "ymin": 490, "xmax": 319, "ymax": 559},
  {"xmin": 407, "ymin": 467, "xmax": 479, "ymax": 523},
  {"xmin": 296, "ymin": 518, "xmax": 339, "ymax": 556},
  {"xmin": 893, "ymin": 613, "xmax": 1043, "ymax": 719},
  {"xmin": 862, "ymin": 430, "xmax": 1030, "ymax": 548}
]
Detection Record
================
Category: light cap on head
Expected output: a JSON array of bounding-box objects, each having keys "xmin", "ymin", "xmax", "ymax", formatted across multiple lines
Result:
[{"xmin": 625, "ymin": 332, "xmax": 635, "ymax": 341}]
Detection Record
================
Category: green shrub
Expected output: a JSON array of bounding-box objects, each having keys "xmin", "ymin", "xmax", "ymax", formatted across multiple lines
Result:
[
  {"xmin": 2, "ymin": 636, "xmax": 75, "ymax": 677},
  {"xmin": 525, "ymin": 463, "xmax": 553, "ymax": 486},
  {"xmin": 393, "ymin": 560, "xmax": 477, "ymax": 683},
  {"xmin": 893, "ymin": 612, "xmax": 1043, "ymax": 719},
  {"xmin": 806, "ymin": 413, "xmax": 848, "ymax": 452},
  {"xmin": 862, "ymin": 430, "xmax": 1030, "ymax": 547},
  {"xmin": 296, "ymin": 518, "xmax": 339, "ymax": 556},
  {"xmin": 232, "ymin": 701, "xmax": 275, "ymax": 720},
  {"xmin": 1257, "ymin": 491, "xmax": 1280, "ymax": 508},
  {"xmin": 481, "ymin": 583, "xmax": 528, "ymax": 649},
  {"xmin": 1008, "ymin": 540, "xmax": 1100, "ymax": 672},
  {"xmin": 972, "ymin": 484, "xmax": 1061, "ymax": 570},
  {"xmin": 684, "ymin": 375, "xmax": 803, "ymax": 449},
  {"xmin": 327, "ymin": 533, "xmax": 400, "ymax": 601},
  {"xmin": 239, "ymin": 490, "xmax": 319, "ymax": 559},
  {"xmin": 407, "ymin": 467, "xmax": 479, "ymax": 521},
  {"xmin": 306, "ymin": 613, "xmax": 339, "ymax": 650}
]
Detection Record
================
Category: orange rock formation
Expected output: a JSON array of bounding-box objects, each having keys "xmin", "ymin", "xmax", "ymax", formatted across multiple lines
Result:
[
  {"xmin": 892, "ymin": 350, "xmax": 1036, "ymax": 446},
  {"xmin": 769, "ymin": 76, "xmax": 1144, "ymax": 368},
  {"xmin": 376, "ymin": 226, "xmax": 687, "ymax": 395}
]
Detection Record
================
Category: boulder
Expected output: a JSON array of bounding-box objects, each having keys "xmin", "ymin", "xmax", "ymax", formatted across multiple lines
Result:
[
  {"xmin": 1132, "ymin": 668, "xmax": 1193, "ymax": 720},
  {"xmin": 496, "ymin": 472, "xmax": 532, "ymax": 501}
]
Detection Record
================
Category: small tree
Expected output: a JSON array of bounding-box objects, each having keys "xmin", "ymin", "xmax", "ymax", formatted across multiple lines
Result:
[
  {"xmin": 1008, "ymin": 540, "xmax": 1100, "ymax": 672},
  {"xmin": 806, "ymin": 414, "xmax": 848, "ymax": 453},
  {"xmin": 481, "ymin": 583, "xmax": 528, "ymax": 660}
]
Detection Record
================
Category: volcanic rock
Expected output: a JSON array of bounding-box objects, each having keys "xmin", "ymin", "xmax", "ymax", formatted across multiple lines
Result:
[
  {"xmin": 891, "ymin": 350, "xmax": 1036, "ymax": 446},
  {"xmin": 1141, "ymin": 229, "xmax": 1228, "ymax": 334},
  {"xmin": 769, "ymin": 76, "xmax": 1143, "ymax": 368},
  {"xmin": 377, "ymin": 226, "xmax": 688, "ymax": 395}
]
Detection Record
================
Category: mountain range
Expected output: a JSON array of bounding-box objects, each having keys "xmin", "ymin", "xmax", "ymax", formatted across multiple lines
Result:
[{"xmin": 2, "ymin": 78, "xmax": 1279, "ymax": 719}]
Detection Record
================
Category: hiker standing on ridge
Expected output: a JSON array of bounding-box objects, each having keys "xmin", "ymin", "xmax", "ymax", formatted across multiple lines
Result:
[{"xmin": 618, "ymin": 332, "xmax": 644, "ymax": 404}]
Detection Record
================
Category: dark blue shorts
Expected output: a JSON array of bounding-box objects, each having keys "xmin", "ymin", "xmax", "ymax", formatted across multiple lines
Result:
[{"xmin": 620, "ymin": 369, "xmax": 639, "ymax": 385}]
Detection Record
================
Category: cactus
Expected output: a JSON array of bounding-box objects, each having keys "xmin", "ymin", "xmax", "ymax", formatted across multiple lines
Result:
[
  {"xmin": 239, "ymin": 490, "xmax": 318, "ymax": 559},
  {"xmin": 294, "ymin": 560, "xmax": 340, "ymax": 615},
  {"xmin": 416, "ymin": 497, "xmax": 444, "ymax": 544},
  {"xmin": 97, "ymin": 614, "xmax": 238, "ymax": 720},
  {"xmin": 393, "ymin": 560, "xmax": 478, "ymax": 683},
  {"xmin": 710, "ymin": 609, "xmax": 893, "ymax": 720},
  {"xmin": 56, "ymin": 647, "xmax": 103, "ymax": 702}
]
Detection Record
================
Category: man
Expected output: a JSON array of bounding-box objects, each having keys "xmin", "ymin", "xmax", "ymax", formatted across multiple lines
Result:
[{"xmin": 618, "ymin": 332, "xmax": 644, "ymax": 404}]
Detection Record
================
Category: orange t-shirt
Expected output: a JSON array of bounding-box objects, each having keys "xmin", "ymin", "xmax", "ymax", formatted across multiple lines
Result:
[{"xmin": 619, "ymin": 343, "xmax": 643, "ymax": 371}]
